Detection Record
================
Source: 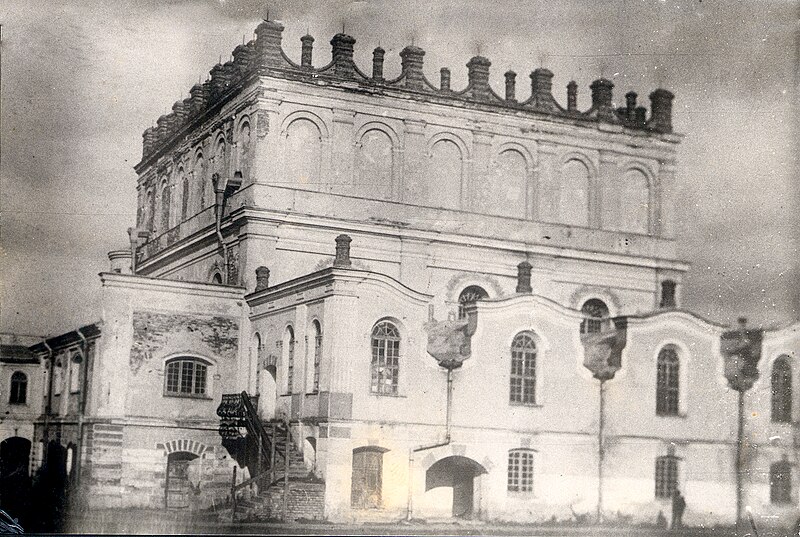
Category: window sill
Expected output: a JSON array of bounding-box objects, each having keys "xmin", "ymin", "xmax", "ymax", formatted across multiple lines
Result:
[
  {"xmin": 305, "ymin": 391, "xmax": 320, "ymax": 396},
  {"xmin": 369, "ymin": 392, "xmax": 406, "ymax": 398},
  {"xmin": 656, "ymin": 412, "xmax": 687, "ymax": 419},
  {"xmin": 163, "ymin": 393, "xmax": 213, "ymax": 400},
  {"xmin": 8, "ymin": 402, "xmax": 28, "ymax": 407},
  {"xmin": 510, "ymin": 402, "xmax": 542, "ymax": 408},
  {"xmin": 507, "ymin": 490, "xmax": 536, "ymax": 497}
]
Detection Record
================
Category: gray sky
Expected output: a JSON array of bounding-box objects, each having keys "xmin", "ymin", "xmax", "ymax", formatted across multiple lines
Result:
[{"xmin": 1, "ymin": 0, "xmax": 798, "ymax": 337}]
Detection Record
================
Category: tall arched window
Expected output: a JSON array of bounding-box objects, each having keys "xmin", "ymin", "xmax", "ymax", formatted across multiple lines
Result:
[
  {"xmin": 771, "ymin": 460, "xmax": 792, "ymax": 503},
  {"xmin": 580, "ymin": 299, "xmax": 609, "ymax": 334},
  {"xmin": 312, "ymin": 320, "xmax": 322, "ymax": 393},
  {"xmin": 285, "ymin": 326, "xmax": 295, "ymax": 394},
  {"xmin": 772, "ymin": 356, "xmax": 792, "ymax": 423},
  {"xmin": 357, "ymin": 129, "xmax": 393, "ymax": 200},
  {"xmin": 656, "ymin": 346, "xmax": 680, "ymax": 416},
  {"xmin": 164, "ymin": 357, "xmax": 209, "ymax": 397},
  {"xmin": 180, "ymin": 170, "xmax": 190, "ymax": 221},
  {"xmin": 479, "ymin": 149, "xmax": 527, "ymax": 218},
  {"xmin": 214, "ymin": 138, "xmax": 226, "ymax": 181},
  {"xmin": 507, "ymin": 448, "xmax": 535, "ymax": 492},
  {"xmin": 370, "ymin": 321, "xmax": 400, "ymax": 395},
  {"xmin": 238, "ymin": 120, "xmax": 252, "ymax": 180},
  {"xmin": 428, "ymin": 139, "xmax": 462, "ymax": 210},
  {"xmin": 253, "ymin": 332, "xmax": 262, "ymax": 395},
  {"xmin": 603, "ymin": 169, "xmax": 650, "ymax": 234},
  {"xmin": 146, "ymin": 189, "xmax": 155, "ymax": 231},
  {"xmin": 9, "ymin": 372, "xmax": 27, "ymax": 405},
  {"xmin": 510, "ymin": 332, "xmax": 536, "ymax": 405},
  {"xmin": 458, "ymin": 286, "xmax": 488, "ymax": 320},
  {"xmin": 194, "ymin": 152, "xmax": 206, "ymax": 210},
  {"xmin": 160, "ymin": 179, "xmax": 171, "ymax": 232},
  {"xmin": 285, "ymin": 118, "xmax": 322, "ymax": 189},
  {"xmin": 558, "ymin": 159, "xmax": 590, "ymax": 227}
]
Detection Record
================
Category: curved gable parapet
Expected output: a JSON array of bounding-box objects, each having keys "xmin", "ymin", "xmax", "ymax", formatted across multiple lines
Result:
[
  {"xmin": 474, "ymin": 292, "xmax": 586, "ymax": 322},
  {"xmin": 627, "ymin": 308, "xmax": 728, "ymax": 335}
]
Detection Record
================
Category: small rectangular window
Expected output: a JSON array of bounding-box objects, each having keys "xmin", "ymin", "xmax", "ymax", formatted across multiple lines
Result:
[
  {"xmin": 508, "ymin": 450, "xmax": 534, "ymax": 492},
  {"xmin": 164, "ymin": 358, "xmax": 208, "ymax": 397},
  {"xmin": 655, "ymin": 456, "xmax": 678, "ymax": 498}
]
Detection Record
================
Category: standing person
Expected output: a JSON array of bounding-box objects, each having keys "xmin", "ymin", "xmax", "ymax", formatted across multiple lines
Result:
[{"xmin": 671, "ymin": 489, "xmax": 686, "ymax": 530}]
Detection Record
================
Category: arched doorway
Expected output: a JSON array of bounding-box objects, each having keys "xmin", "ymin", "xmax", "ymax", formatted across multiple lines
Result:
[
  {"xmin": 425, "ymin": 456, "xmax": 487, "ymax": 518},
  {"xmin": 258, "ymin": 365, "xmax": 277, "ymax": 420},
  {"xmin": 165, "ymin": 452, "xmax": 199, "ymax": 509}
]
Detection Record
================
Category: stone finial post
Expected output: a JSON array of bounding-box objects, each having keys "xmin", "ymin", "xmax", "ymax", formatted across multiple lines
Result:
[
  {"xmin": 334, "ymin": 234, "xmax": 352, "ymax": 267},
  {"xmin": 504, "ymin": 71, "xmax": 517, "ymax": 101},
  {"xmin": 254, "ymin": 19, "xmax": 285, "ymax": 67},
  {"xmin": 590, "ymin": 78, "xmax": 616, "ymax": 121},
  {"xmin": 209, "ymin": 63, "xmax": 227, "ymax": 100},
  {"xmin": 466, "ymin": 56, "xmax": 491, "ymax": 100},
  {"xmin": 659, "ymin": 280, "xmax": 677, "ymax": 309},
  {"xmin": 108, "ymin": 250, "xmax": 133, "ymax": 274},
  {"xmin": 567, "ymin": 81, "xmax": 578, "ymax": 112},
  {"xmin": 372, "ymin": 47, "xmax": 385, "ymax": 80},
  {"xmin": 189, "ymin": 83, "xmax": 208, "ymax": 117},
  {"xmin": 648, "ymin": 89, "xmax": 674, "ymax": 133},
  {"xmin": 440, "ymin": 68, "xmax": 451, "ymax": 91},
  {"xmin": 529, "ymin": 69, "xmax": 558, "ymax": 111},
  {"xmin": 300, "ymin": 34, "xmax": 314, "ymax": 68},
  {"xmin": 516, "ymin": 261, "xmax": 533, "ymax": 294},
  {"xmin": 400, "ymin": 45, "xmax": 426, "ymax": 90},
  {"xmin": 330, "ymin": 33, "xmax": 356, "ymax": 78},
  {"xmin": 156, "ymin": 115, "xmax": 170, "ymax": 141},
  {"xmin": 233, "ymin": 43, "xmax": 255, "ymax": 75},
  {"xmin": 625, "ymin": 91, "xmax": 638, "ymax": 120},
  {"xmin": 172, "ymin": 100, "xmax": 188, "ymax": 125},
  {"xmin": 255, "ymin": 266, "xmax": 271, "ymax": 292},
  {"xmin": 142, "ymin": 127, "xmax": 157, "ymax": 159}
]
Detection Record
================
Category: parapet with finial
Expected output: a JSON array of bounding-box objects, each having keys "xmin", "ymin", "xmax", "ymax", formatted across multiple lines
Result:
[{"xmin": 139, "ymin": 19, "xmax": 677, "ymax": 165}]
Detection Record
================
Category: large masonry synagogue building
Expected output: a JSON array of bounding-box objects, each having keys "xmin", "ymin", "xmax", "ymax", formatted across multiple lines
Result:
[{"xmin": 29, "ymin": 19, "xmax": 799, "ymax": 527}]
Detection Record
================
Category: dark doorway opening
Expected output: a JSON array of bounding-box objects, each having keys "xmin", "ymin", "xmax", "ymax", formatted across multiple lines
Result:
[
  {"xmin": 165, "ymin": 452, "xmax": 199, "ymax": 510},
  {"xmin": 425, "ymin": 455, "xmax": 487, "ymax": 518}
]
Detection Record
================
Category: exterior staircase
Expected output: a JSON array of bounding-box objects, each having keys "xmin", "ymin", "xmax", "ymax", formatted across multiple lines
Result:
[{"xmin": 216, "ymin": 392, "xmax": 325, "ymax": 522}]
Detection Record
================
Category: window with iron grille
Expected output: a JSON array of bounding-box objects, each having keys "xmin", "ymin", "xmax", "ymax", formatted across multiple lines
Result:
[
  {"xmin": 580, "ymin": 299, "xmax": 609, "ymax": 334},
  {"xmin": 655, "ymin": 455, "xmax": 678, "ymax": 498},
  {"xmin": 458, "ymin": 286, "xmax": 488, "ymax": 320},
  {"xmin": 771, "ymin": 357, "xmax": 792, "ymax": 423},
  {"xmin": 510, "ymin": 332, "xmax": 536, "ymax": 405},
  {"xmin": 164, "ymin": 358, "xmax": 208, "ymax": 397},
  {"xmin": 286, "ymin": 326, "xmax": 295, "ymax": 394},
  {"xmin": 370, "ymin": 321, "xmax": 400, "ymax": 395},
  {"xmin": 770, "ymin": 460, "xmax": 792, "ymax": 504},
  {"xmin": 507, "ymin": 449, "xmax": 535, "ymax": 492},
  {"xmin": 656, "ymin": 347, "xmax": 680, "ymax": 416}
]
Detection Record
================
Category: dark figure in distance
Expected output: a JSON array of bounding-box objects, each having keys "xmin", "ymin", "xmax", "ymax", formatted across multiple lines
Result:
[{"xmin": 671, "ymin": 489, "xmax": 686, "ymax": 530}]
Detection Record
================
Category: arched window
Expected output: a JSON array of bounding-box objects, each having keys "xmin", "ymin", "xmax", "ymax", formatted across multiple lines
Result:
[
  {"xmin": 770, "ymin": 460, "xmax": 792, "ymax": 504},
  {"xmin": 580, "ymin": 299, "xmax": 609, "ymax": 334},
  {"xmin": 253, "ymin": 332, "xmax": 262, "ymax": 396},
  {"xmin": 510, "ymin": 332, "xmax": 536, "ymax": 405},
  {"xmin": 351, "ymin": 447, "xmax": 386, "ymax": 509},
  {"xmin": 9, "ymin": 372, "xmax": 27, "ymax": 405},
  {"xmin": 164, "ymin": 357, "xmax": 209, "ymax": 397},
  {"xmin": 214, "ymin": 138, "xmax": 226, "ymax": 179},
  {"xmin": 357, "ymin": 129, "xmax": 393, "ymax": 200},
  {"xmin": 458, "ymin": 285, "xmax": 488, "ymax": 320},
  {"xmin": 311, "ymin": 320, "xmax": 322, "ymax": 393},
  {"xmin": 194, "ymin": 153, "xmax": 206, "ymax": 210},
  {"xmin": 237, "ymin": 121, "xmax": 252, "ymax": 180},
  {"xmin": 69, "ymin": 354, "xmax": 81, "ymax": 393},
  {"xmin": 507, "ymin": 449, "xmax": 535, "ymax": 492},
  {"xmin": 160, "ymin": 179, "xmax": 171, "ymax": 232},
  {"xmin": 660, "ymin": 280, "xmax": 677, "ymax": 309},
  {"xmin": 655, "ymin": 455, "xmax": 678, "ymax": 498},
  {"xmin": 146, "ymin": 189, "xmax": 155, "ymax": 231},
  {"xmin": 370, "ymin": 321, "xmax": 400, "ymax": 395},
  {"xmin": 479, "ymin": 149, "xmax": 527, "ymax": 218},
  {"xmin": 558, "ymin": 159, "xmax": 590, "ymax": 227},
  {"xmin": 603, "ymin": 169, "xmax": 649, "ymax": 234},
  {"xmin": 428, "ymin": 139, "xmax": 462, "ymax": 210},
  {"xmin": 54, "ymin": 359, "xmax": 64, "ymax": 396},
  {"xmin": 180, "ymin": 171, "xmax": 190, "ymax": 221},
  {"xmin": 285, "ymin": 326, "xmax": 295, "ymax": 394},
  {"xmin": 772, "ymin": 356, "xmax": 792, "ymax": 423},
  {"xmin": 656, "ymin": 347, "xmax": 680, "ymax": 416},
  {"xmin": 211, "ymin": 272, "xmax": 223, "ymax": 285},
  {"xmin": 285, "ymin": 119, "xmax": 322, "ymax": 190}
]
